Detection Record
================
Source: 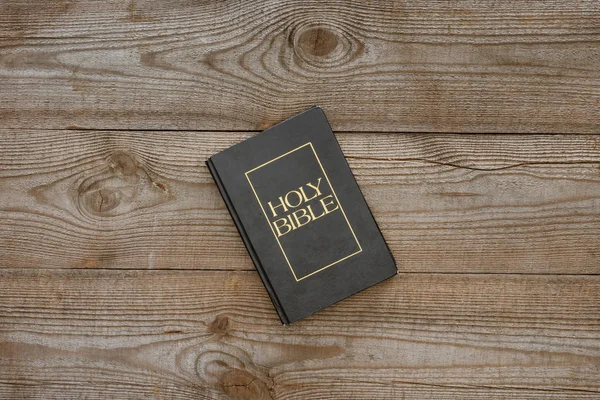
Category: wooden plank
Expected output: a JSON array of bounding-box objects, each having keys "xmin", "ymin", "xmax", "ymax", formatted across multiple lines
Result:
[
  {"xmin": 1, "ymin": 0, "xmax": 599, "ymax": 132},
  {"xmin": 0, "ymin": 270, "xmax": 598, "ymax": 399},
  {"xmin": 1, "ymin": 130, "xmax": 599, "ymax": 273}
]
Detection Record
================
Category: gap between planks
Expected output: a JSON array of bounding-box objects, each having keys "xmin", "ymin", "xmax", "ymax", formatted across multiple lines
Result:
[{"xmin": 8, "ymin": 127, "xmax": 600, "ymax": 135}]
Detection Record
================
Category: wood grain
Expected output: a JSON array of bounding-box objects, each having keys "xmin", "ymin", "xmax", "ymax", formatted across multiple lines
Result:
[
  {"xmin": 0, "ymin": 269, "xmax": 598, "ymax": 399},
  {"xmin": 1, "ymin": 129, "xmax": 599, "ymax": 273},
  {"xmin": 1, "ymin": 0, "xmax": 599, "ymax": 132},
  {"xmin": 2, "ymin": 1, "xmax": 599, "ymax": 398}
]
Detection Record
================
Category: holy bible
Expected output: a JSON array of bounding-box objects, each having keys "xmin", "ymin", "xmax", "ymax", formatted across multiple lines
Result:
[{"xmin": 206, "ymin": 106, "xmax": 397, "ymax": 324}]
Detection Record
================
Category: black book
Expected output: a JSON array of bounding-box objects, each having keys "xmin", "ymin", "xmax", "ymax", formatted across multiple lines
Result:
[{"xmin": 206, "ymin": 106, "xmax": 397, "ymax": 324}]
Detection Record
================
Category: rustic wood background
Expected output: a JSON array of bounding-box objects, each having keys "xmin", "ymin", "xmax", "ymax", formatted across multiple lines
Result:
[{"xmin": 1, "ymin": 1, "xmax": 599, "ymax": 399}]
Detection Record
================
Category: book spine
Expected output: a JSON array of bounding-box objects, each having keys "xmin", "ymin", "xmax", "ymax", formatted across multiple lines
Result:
[{"xmin": 206, "ymin": 158, "xmax": 289, "ymax": 324}]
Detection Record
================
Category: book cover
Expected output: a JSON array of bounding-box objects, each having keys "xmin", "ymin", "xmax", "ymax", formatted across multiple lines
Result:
[{"xmin": 206, "ymin": 106, "xmax": 397, "ymax": 324}]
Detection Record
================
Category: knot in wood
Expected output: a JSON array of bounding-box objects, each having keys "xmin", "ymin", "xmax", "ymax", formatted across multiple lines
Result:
[
  {"xmin": 297, "ymin": 26, "xmax": 338, "ymax": 57},
  {"xmin": 222, "ymin": 368, "xmax": 272, "ymax": 400},
  {"xmin": 83, "ymin": 187, "xmax": 120, "ymax": 215},
  {"xmin": 108, "ymin": 151, "xmax": 138, "ymax": 177},
  {"xmin": 196, "ymin": 350, "xmax": 273, "ymax": 400},
  {"xmin": 209, "ymin": 314, "xmax": 230, "ymax": 335},
  {"xmin": 76, "ymin": 150, "xmax": 168, "ymax": 218},
  {"xmin": 291, "ymin": 22, "xmax": 363, "ymax": 68}
]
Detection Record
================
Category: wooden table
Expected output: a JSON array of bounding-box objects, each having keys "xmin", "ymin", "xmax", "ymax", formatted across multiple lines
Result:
[{"xmin": 1, "ymin": 1, "xmax": 599, "ymax": 398}]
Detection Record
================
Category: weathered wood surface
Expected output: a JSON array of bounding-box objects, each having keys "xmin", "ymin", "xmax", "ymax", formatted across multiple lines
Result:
[
  {"xmin": 0, "ymin": 270, "xmax": 598, "ymax": 399},
  {"xmin": 1, "ymin": 130, "xmax": 599, "ymax": 273},
  {"xmin": 2, "ymin": 0, "xmax": 600, "ymax": 398},
  {"xmin": 1, "ymin": 0, "xmax": 599, "ymax": 132}
]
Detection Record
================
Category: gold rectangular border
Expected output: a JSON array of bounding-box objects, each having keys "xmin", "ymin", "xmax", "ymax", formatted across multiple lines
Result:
[{"xmin": 245, "ymin": 142, "xmax": 362, "ymax": 282}]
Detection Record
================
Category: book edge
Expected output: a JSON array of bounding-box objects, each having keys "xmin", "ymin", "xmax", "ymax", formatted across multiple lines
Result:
[
  {"xmin": 287, "ymin": 261, "xmax": 398, "ymax": 324},
  {"xmin": 281, "ymin": 107, "xmax": 399, "ymax": 324},
  {"xmin": 210, "ymin": 106, "xmax": 321, "ymax": 162},
  {"xmin": 313, "ymin": 106, "xmax": 399, "ymax": 272}
]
